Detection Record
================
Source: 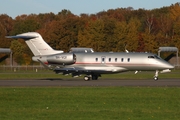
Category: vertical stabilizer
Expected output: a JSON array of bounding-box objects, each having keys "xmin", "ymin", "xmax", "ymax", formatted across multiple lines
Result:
[{"xmin": 6, "ymin": 32, "xmax": 63, "ymax": 56}]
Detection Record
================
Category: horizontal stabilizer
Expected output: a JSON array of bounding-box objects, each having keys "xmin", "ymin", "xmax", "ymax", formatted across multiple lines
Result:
[{"xmin": 6, "ymin": 35, "xmax": 37, "ymax": 40}]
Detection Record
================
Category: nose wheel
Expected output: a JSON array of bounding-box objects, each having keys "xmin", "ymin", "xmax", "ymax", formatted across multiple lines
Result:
[
  {"xmin": 154, "ymin": 76, "xmax": 158, "ymax": 81},
  {"xmin": 154, "ymin": 70, "xmax": 159, "ymax": 81}
]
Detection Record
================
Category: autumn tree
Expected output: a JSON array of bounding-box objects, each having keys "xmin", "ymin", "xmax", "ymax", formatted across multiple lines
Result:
[
  {"xmin": 141, "ymin": 29, "xmax": 158, "ymax": 53},
  {"xmin": 113, "ymin": 17, "xmax": 140, "ymax": 52},
  {"xmin": 78, "ymin": 19, "xmax": 105, "ymax": 51},
  {"xmin": 0, "ymin": 14, "xmax": 13, "ymax": 47},
  {"xmin": 38, "ymin": 13, "xmax": 84, "ymax": 52},
  {"xmin": 170, "ymin": 3, "xmax": 180, "ymax": 21},
  {"xmin": 101, "ymin": 17, "xmax": 117, "ymax": 52},
  {"xmin": 11, "ymin": 14, "xmax": 40, "ymax": 35},
  {"xmin": 10, "ymin": 40, "xmax": 25, "ymax": 64},
  {"xmin": 169, "ymin": 3, "xmax": 180, "ymax": 49}
]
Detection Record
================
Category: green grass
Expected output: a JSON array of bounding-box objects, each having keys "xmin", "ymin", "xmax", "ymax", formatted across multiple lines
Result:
[
  {"xmin": 0, "ymin": 69, "xmax": 179, "ymax": 80},
  {"xmin": 0, "ymin": 87, "xmax": 180, "ymax": 120}
]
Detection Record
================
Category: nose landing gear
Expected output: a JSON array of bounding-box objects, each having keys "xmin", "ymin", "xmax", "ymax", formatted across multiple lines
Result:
[{"xmin": 154, "ymin": 70, "xmax": 159, "ymax": 81}]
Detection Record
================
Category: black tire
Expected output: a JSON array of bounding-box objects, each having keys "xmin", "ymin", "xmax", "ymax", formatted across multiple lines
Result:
[
  {"xmin": 92, "ymin": 75, "xmax": 98, "ymax": 80},
  {"xmin": 84, "ymin": 76, "xmax": 90, "ymax": 81},
  {"xmin": 154, "ymin": 77, "xmax": 158, "ymax": 81}
]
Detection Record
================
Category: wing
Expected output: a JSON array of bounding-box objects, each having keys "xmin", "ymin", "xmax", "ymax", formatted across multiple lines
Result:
[{"xmin": 54, "ymin": 66, "xmax": 128, "ymax": 74}]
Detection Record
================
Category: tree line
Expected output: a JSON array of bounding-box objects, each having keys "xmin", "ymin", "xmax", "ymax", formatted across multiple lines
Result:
[{"xmin": 0, "ymin": 3, "xmax": 180, "ymax": 65}]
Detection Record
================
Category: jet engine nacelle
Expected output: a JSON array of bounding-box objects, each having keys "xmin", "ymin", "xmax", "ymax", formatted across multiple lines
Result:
[
  {"xmin": 32, "ymin": 53, "xmax": 76, "ymax": 65},
  {"xmin": 47, "ymin": 53, "xmax": 76, "ymax": 65}
]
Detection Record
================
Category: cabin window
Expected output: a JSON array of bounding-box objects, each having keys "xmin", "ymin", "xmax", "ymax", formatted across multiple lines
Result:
[
  {"xmin": 127, "ymin": 58, "xmax": 130, "ymax": 62},
  {"xmin": 95, "ymin": 58, "xmax": 98, "ymax": 62},
  {"xmin": 121, "ymin": 58, "xmax": 124, "ymax": 62},
  {"xmin": 115, "ymin": 58, "xmax": 117, "ymax": 62},
  {"xmin": 102, "ymin": 58, "xmax": 105, "ymax": 62},
  {"xmin": 109, "ymin": 58, "xmax": 111, "ymax": 62}
]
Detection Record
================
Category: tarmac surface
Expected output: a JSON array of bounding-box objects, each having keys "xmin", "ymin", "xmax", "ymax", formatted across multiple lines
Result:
[{"xmin": 0, "ymin": 78, "xmax": 180, "ymax": 87}]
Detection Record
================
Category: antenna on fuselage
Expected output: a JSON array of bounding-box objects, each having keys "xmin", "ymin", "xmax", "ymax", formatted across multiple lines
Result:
[{"xmin": 124, "ymin": 43, "xmax": 129, "ymax": 53}]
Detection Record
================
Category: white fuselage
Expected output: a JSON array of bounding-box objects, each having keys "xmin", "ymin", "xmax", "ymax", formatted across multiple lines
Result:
[{"xmin": 71, "ymin": 52, "xmax": 173, "ymax": 73}]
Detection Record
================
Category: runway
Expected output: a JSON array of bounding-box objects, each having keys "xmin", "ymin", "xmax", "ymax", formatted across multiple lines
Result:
[{"xmin": 0, "ymin": 78, "xmax": 180, "ymax": 87}]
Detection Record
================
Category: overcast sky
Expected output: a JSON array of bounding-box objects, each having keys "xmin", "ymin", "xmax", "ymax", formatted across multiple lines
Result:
[{"xmin": 0, "ymin": 0, "xmax": 179, "ymax": 18}]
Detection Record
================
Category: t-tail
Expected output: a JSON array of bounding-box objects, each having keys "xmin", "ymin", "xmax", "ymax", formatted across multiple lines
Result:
[{"xmin": 6, "ymin": 32, "xmax": 63, "ymax": 56}]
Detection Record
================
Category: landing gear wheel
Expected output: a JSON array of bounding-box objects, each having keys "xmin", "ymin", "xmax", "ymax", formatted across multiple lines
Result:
[
  {"xmin": 154, "ymin": 77, "xmax": 158, "ymax": 81},
  {"xmin": 92, "ymin": 75, "xmax": 98, "ymax": 80},
  {"xmin": 84, "ymin": 76, "xmax": 90, "ymax": 81}
]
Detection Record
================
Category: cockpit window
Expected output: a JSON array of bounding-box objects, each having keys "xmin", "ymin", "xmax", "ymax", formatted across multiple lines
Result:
[
  {"xmin": 148, "ymin": 55, "xmax": 160, "ymax": 59},
  {"xmin": 148, "ymin": 56, "xmax": 155, "ymax": 58},
  {"xmin": 154, "ymin": 55, "xmax": 160, "ymax": 59}
]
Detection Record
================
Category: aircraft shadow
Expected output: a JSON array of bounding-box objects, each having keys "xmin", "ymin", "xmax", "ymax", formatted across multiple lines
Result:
[{"xmin": 39, "ymin": 78, "xmax": 63, "ymax": 81}]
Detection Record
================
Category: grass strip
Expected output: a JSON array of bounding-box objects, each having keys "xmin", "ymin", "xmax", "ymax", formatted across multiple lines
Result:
[{"xmin": 0, "ymin": 87, "xmax": 180, "ymax": 120}]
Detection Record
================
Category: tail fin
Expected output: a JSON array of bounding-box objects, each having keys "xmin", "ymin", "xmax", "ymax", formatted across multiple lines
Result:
[{"xmin": 6, "ymin": 32, "xmax": 63, "ymax": 56}]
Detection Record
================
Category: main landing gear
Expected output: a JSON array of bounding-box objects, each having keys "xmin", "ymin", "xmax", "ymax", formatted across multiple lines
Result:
[
  {"xmin": 84, "ymin": 74, "xmax": 99, "ymax": 81},
  {"xmin": 84, "ymin": 76, "xmax": 90, "ymax": 81},
  {"xmin": 154, "ymin": 70, "xmax": 159, "ymax": 81}
]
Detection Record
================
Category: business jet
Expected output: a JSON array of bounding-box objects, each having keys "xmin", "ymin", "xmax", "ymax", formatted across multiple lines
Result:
[{"xmin": 6, "ymin": 32, "xmax": 174, "ymax": 81}]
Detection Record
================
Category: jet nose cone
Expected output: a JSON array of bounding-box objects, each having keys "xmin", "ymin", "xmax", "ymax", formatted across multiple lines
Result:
[{"xmin": 166, "ymin": 63, "xmax": 174, "ymax": 69}]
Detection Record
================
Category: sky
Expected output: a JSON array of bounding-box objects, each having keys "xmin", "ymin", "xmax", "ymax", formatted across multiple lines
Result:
[{"xmin": 0, "ymin": 0, "xmax": 179, "ymax": 18}]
